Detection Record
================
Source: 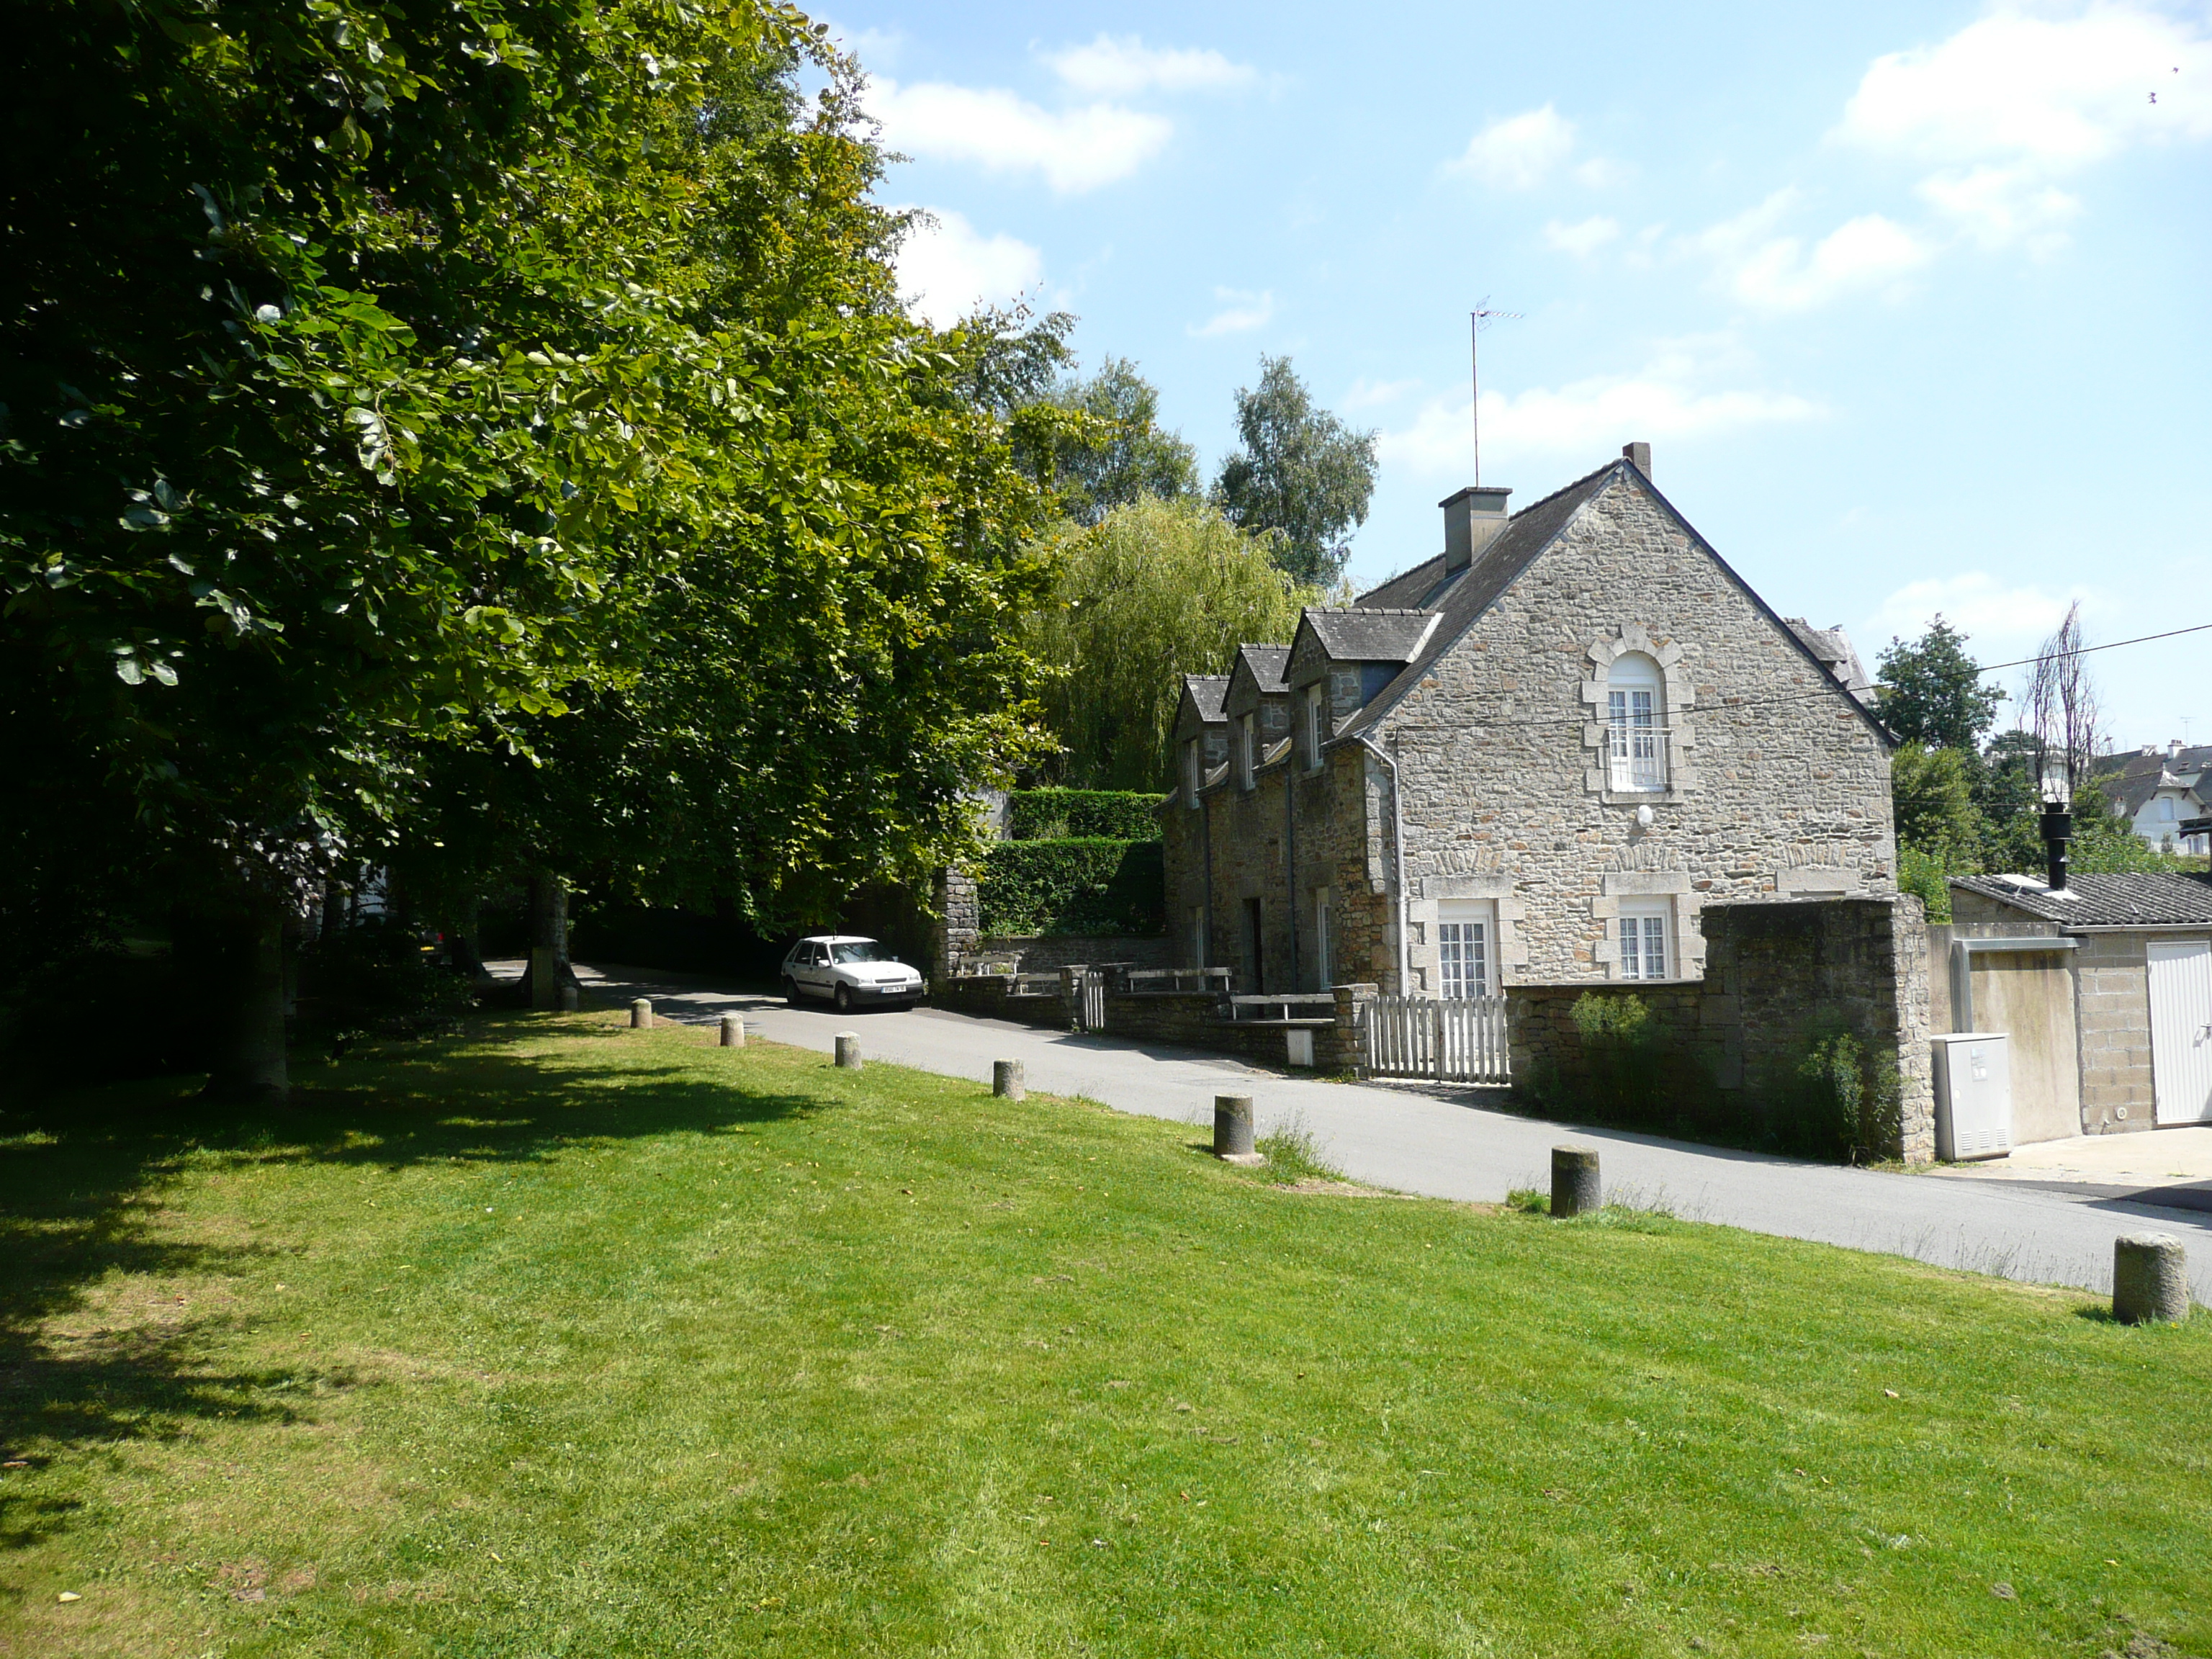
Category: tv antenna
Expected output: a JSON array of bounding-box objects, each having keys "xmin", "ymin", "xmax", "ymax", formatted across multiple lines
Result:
[{"xmin": 1470, "ymin": 300, "xmax": 1521, "ymax": 487}]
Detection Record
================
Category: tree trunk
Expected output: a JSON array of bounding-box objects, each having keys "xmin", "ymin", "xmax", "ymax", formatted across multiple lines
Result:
[
  {"xmin": 523, "ymin": 870, "xmax": 572, "ymax": 1009},
  {"xmin": 199, "ymin": 891, "xmax": 290, "ymax": 1105}
]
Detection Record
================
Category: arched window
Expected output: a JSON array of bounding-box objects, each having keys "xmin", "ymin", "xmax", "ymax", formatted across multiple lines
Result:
[{"xmin": 1606, "ymin": 652, "xmax": 1665, "ymax": 791}]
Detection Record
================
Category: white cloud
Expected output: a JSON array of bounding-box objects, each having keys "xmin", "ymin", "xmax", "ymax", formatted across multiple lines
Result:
[
  {"xmin": 1343, "ymin": 376, "xmax": 1421, "ymax": 409},
  {"xmin": 894, "ymin": 208, "xmax": 1043, "ymax": 328},
  {"xmin": 1915, "ymin": 164, "xmax": 2081, "ymax": 253},
  {"xmin": 1696, "ymin": 189, "xmax": 1930, "ymax": 312},
  {"xmin": 1189, "ymin": 287, "xmax": 1274, "ymax": 337},
  {"xmin": 869, "ymin": 77, "xmax": 1172, "ymax": 194},
  {"xmin": 1544, "ymin": 215, "xmax": 1622, "ymax": 257},
  {"xmin": 1838, "ymin": 4, "xmax": 2212, "ymax": 169},
  {"xmin": 1448, "ymin": 104, "xmax": 1580, "ymax": 189},
  {"xmin": 1866, "ymin": 572, "xmax": 2102, "ymax": 662},
  {"xmin": 1380, "ymin": 352, "xmax": 1822, "ymax": 478},
  {"xmin": 1042, "ymin": 35, "xmax": 1257, "ymax": 95}
]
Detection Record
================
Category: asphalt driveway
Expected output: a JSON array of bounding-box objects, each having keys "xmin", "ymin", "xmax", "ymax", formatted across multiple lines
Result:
[{"xmin": 558, "ymin": 961, "xmax": 2212, "ymax": 1303}]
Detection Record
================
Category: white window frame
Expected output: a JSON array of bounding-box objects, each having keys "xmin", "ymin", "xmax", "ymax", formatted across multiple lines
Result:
[
  {"xmin": 1304, "ymin": 683, "xmax": 1326, "ymax": 771},
  {"xmin": 2159, "ymin": 795, "xmax": 2177, "ymax": 822},
  {"xmin": 1185, "ymin": 737, "xmax": 1203, "ymax": 807},
  {"xmin": 1606, "ymin": 652, "xmax": 1665, "ymax": 792},
  {"xmin": 1617, "ymin": 900, "xmax": 1671, "ymax": 981},
  {"xmin": 1239, "ymin": 713, "xmax": 1256, "ymax": 790},
  {"xmin": 1436, "ymin": 900, "xmax": 1494, "ymax": 999}
]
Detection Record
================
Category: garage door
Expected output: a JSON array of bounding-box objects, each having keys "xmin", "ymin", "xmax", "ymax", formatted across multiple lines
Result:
[{"xmin": 2149, "ymin": 938, "xmax": 2212, "ymax": 1125}]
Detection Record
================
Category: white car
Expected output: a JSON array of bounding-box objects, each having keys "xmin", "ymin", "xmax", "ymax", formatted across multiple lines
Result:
[{"xmin": 781, "ymin": 935, "xmax": 925, "ymax": 1012}]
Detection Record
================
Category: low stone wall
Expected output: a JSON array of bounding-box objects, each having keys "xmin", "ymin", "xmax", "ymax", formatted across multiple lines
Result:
[
  {"xmin": 1507, "ymin": 897, "xmax": 1934, "ymax": 1162},
  {"xmin": 930, "ymin": 974, "xmax": 1370, "ymax": 1073}
]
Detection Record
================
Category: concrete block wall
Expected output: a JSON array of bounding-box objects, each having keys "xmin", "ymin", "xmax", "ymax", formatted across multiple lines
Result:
[{"xmin": 2074, "ymin": 932, "xmax": 2156, "ymax": 1132}]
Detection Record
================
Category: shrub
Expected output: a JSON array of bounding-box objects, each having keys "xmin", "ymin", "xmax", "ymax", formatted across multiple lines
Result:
[
  {"xmin": 297, "ymin": 923, "xmax": 475, "ymax": 1043},
  {"xmin": 1006, "ymin": 789, "xmax": 1167, "ymax": 841},
  {"xmin": 1790, "ymin": 1030, "xmax": 1904, "ymax": 1163},
  {"xmin": 1897, "ymin": 846, "xmax": 1952, "ymax": 923},
  {"xmin": 978, "ymin": 839, "xmax": 1166, "ymax": 937},
  {"xmin": 1565, "ymin": 992, "xmax": 1661, "ymax": 1121}
]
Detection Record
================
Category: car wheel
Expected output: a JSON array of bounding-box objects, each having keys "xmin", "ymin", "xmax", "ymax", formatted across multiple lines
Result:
[
  {"xmin": 783, "ymin": 975, "xmax": 801, "ymax": 1006},
  {"xmin": 834, "ymin": 983, "xmax": 853, "ymax": 1013}
]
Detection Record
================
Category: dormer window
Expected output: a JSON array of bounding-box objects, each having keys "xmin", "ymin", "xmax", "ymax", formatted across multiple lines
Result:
[
  {"xmin": 1304, "ymin": 684, "xmax": 1325, "ymax": 771},
  {"xmin": 1239, "ymin": 713, "xmax": 1256, "ymax": 790},
  {"xmin": 1606, "ymin": 652, "xmax": 1665, "ymax": 792}
]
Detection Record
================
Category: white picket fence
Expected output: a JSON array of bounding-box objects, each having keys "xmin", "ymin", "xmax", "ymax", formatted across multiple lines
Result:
[{"xmin": 1362, "ymin": 994, "xmax": 1511, "ymax": 1084}]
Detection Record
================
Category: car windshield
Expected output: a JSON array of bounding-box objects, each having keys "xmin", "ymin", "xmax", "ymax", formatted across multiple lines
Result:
[{"xmin": 831, "ymin": 941, "xmax": 894, "ymax": 965}]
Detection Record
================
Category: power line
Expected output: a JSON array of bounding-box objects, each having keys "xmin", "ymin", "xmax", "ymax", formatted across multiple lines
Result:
[{"xmin": 1355, "ymin": 618, "xmax": 2212, "ymax": 735}]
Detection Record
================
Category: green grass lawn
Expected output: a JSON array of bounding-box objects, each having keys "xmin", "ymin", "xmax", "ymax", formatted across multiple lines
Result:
[{"xmin": 3, "ymin": 1013, "xmax": 2208, "ymax": 1658}]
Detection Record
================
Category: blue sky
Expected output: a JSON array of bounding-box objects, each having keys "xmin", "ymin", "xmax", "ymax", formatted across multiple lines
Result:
[{"xmin": 837, "ymin": 1, "xmax": 2211, "ymax": 748}]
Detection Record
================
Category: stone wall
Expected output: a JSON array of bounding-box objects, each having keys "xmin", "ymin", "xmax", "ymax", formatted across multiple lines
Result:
[
  {"xmin": 931, "ymin": 867, "xmax": 979, "ymax": 979},
  {"xmin": 1506, "ymin": 896, "xmax": 1934, "ymax": 1161},
  {"xmin": 969, "ymin": 934, "xmax": 1175, "ymax": 975},
  {"xmin": 929, "ymin": 974, "xmax": 1367, "ymax": 1073}
]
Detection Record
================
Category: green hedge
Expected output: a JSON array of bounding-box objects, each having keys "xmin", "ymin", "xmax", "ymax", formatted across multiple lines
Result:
[
  {"xmin": 978, "ymin": 838, "xmax": 1165, "ymax": 937},
  {"xmin": 1006, "ymin": 788, "xmax": 1166, "ymax": 842}
]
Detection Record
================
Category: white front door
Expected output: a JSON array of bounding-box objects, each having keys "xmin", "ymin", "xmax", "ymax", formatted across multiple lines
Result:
[{"xmin": 2149, "ymin": 938, "xmax": 2212, "ymax": 1125}]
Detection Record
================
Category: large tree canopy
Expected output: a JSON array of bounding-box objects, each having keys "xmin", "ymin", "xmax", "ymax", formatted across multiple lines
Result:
[
  {"xmin": 1, "ymin": 0, "xmax": 1055, "ymax": 1094},
  {"xmin": 1043, "ymin": 357, "xmax": 1197, "ymax": 528},
  {"xmin": 1213, "ymin": 356, "xmax": 1377, "ymax": 588}
]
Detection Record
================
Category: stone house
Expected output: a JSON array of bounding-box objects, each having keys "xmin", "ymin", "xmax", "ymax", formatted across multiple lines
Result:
[
  {"xmin": 1161, "ymin": 445, "xmax": 1899, "ymax": 997},
  {"xmin": 1946, "ymin": 872, "xmax": 2212, "ymax": 1134}
]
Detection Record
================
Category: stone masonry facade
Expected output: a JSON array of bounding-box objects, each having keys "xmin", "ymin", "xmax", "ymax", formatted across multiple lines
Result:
[{"xmin": 1161, "ymin": 452, "xmax": 1899, "ymax": 997}]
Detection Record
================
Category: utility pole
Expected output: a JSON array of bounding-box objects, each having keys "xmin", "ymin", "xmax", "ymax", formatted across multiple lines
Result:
[{"xmin": 1470, "ymin": 300, "xmax": 1521, "ymax": 487}]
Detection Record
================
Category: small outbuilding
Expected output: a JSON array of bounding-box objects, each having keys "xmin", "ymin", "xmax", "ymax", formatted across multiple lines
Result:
[{"xmin": 1947, "ymin": 872, "xmax": 2212, "ymax": 1133}]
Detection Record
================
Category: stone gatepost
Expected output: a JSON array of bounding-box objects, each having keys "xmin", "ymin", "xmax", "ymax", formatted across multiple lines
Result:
[
  {"xmin": 932, "ymin": 866, "xmax": 980, "ymax": 980},
  {"xmin": 1328, "ymin": 983, "xmax": 1379, "ymax": 1073}
]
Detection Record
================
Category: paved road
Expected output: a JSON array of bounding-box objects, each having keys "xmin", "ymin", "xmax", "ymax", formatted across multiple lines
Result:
[{"xmin": 567, "ymin": 963, "xmax": 2212, "ymax": 1303}]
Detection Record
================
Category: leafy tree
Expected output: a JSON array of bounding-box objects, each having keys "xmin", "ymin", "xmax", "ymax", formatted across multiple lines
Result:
[
  {"xmin": 1044, "ymin": 358, "xmax": 1197, "ymax": 526},
  {"xmin": 1874, "ymin": 618, "xmax": 2005, "ymax": 751},
  {"xmin": 1213, "ymin": 356, "xmax": 1378, "ymax": 587},
  {"xmin": 1890, "ymin": 745, "xmax": 1982, "ymax": 869},
  {"xmin": 1974, "ymin": 730, "xmax": 2046, "ymax": 873},
  {"xmin": 2, "ymin": 1, "xmax": 1054, "ymax": 1095},
  {"xmin": 1026, "ymin": 498, "xmax": 1314, "ymax": 789}
]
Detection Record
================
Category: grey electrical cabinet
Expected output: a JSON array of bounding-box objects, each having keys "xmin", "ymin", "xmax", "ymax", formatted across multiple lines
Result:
[{"xmin": 1932, "ymin": 1032, "xmax": 2013, "ymax": 1161}]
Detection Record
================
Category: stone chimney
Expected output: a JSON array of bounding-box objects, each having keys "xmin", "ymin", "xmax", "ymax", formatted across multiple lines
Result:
[
  {"xmin": 1622, "ymin": 441, "xmax": 1652, "ymax": 477},
  {"xmin": 1440, "ymin": 485, "xmax": 1511, "ymax": 571},
  {"xmin": 2170, "ymin": 738, "xmax": 2185, "ymax": 760}
]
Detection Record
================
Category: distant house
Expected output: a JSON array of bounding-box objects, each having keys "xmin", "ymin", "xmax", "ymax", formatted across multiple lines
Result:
[
  {"xmin": 2096, "ymin": 742, "xmax": 2212, "ymax": 855},
  {"xmin": 1948, "ymin": 872, "xmax": 2212, "ymax": 1133},
  {"xmin": 1161, "ymin": 444, "xmax": 1899, "ymax": 997}
]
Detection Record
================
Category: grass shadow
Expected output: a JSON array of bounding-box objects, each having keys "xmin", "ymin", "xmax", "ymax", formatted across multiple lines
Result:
[{"xmin": 0, "ymin": 1012, "xmax": 819, "ymax": 1537}]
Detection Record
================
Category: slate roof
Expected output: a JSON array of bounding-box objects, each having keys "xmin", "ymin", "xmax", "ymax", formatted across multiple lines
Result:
[
  {"xmin": 1950, "ymin": 871, "xmax": 2212, "ymax": 927},
  {"xmin": 1784, "ymin": 619, "xmax": 1876, "ymax": 707},
  {"xmin": 2094, "ymin": 744, "xmax": 2212, "ymax": 817},
  {"xmin": 1233, "ymin": 644, "xmax": 1291, "ymax": 696},
  {"xmin": 1354, "ymin": 554, "xmax": 1465, "ymax": 613},
  {"xmin": 1334, "ymin": 464, "xmax": 1621, "ymax": 742},
  {"xmin": 1302, "ymin": 608, "xmax": 1439, "ymax": 663},
  {"xmin": 1181, "ymin": 673, "xmax": 1230, "ymax": 724}
]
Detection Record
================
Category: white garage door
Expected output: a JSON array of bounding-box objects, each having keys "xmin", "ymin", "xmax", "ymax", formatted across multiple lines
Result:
[{"xmin": 2149, "ymin": 938, "xmax": 2212, "ymax": 1125}]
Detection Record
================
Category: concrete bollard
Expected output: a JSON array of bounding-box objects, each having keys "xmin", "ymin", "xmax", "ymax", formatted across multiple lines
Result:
[
  {"xmin": 1213, "ymin": 1094, "xmax": 1262, "ymax": 1164},
  {"xmin": 835, "ymin": 1032, "xmax": 862, "ymax": 1070},
  {"xmin": 1552, "ymin": 1146, "xmax": 1601, "ymax": 1218},
  {"xmin": 2113, "ymin": 1233, "xmax": 2190, "ymax": 1325},
  {"xmin": 558, "ymin": 984, "xmax": 580, "ymax": 1012},
  {"xmin": 719, "ymin": 1012, "xmax": 745, "ymax": 1048},
  {"xmin": 993, "ymin": 1058, "xmax": 1025, "ymax": 1100},
  {"xmin": 630, "ymin": 997, "xmax": 653, "ymax": 1030}
]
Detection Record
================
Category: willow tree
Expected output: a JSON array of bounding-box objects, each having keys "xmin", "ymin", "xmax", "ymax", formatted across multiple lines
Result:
[{"xmin": 1026, "ymin": 497, "xmax": 1314, "ymax": 790}]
